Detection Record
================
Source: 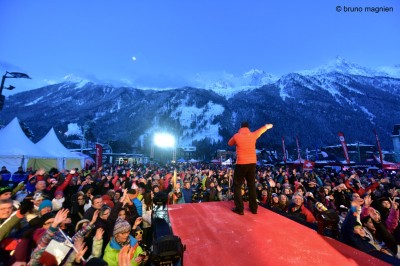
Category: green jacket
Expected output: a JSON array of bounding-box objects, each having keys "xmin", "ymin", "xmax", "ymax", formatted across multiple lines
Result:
[
  {"xmin": 103, "ymin": 235, "xmax": 144, "ymax": 266},
  {"xmin": 0, "ymin": 210, "xmax": 23, "ymax": 241}
]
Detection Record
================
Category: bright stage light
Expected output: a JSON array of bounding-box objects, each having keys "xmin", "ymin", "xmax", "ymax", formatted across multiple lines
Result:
[{"xmin": 154, "ymin": 133, "xmax": 175, "ymax": 148}]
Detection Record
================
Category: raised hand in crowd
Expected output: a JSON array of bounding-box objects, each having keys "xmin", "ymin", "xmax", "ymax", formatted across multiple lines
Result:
[
  {"xmin": 339, "ymin": 183, "xmax": 348, "ymax": 191},
  {"xmin": 95, "ymin": 227, "xmax": 104, "ymax": 241},
  {"xmin": 388, "ymin": 188, "xmax": 398, "ymax": 198},
  {"xmin": 133, "ymin": 217, "xmax": 142, "ymax": 228},
  {"xmin": 349, "ymin": 173, "xmax": 358, "ymax": 181},
  {"xmin": 388, "ymin": 197, "xmax": 398, "ymax": 210},
  {"xmin": 268, "ymin": 178, "xmax": 276, "ymax": 188},
  {"xmin": 73, "ymin": 237, "xmax": 88, "ymax": 264},
  {"xmin": 35, "ymin": 168, "xmax": 46, "ymax": 176},
  {"xmin": 368, "ymin": 207, "xmax": 381, "ymax": 222},
  {"xmin": 118, "ymin": 244, "xmax": 135, "ymax": 266},
  {"xmin": 52, "ymin": 208, "xmax": 69, "ymax": 228},
  {"xmin": 90, "ymin": 209, "xmax": 99, "ymax": 225},
  {"xmin": 351, "ymin": 196, "xmax": 364, "ymax": 213}
]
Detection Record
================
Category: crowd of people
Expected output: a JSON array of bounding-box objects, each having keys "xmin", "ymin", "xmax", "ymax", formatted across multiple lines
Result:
[{"xmin": 1, "ymin": 162, "xmax": 400, "ymax": 265}]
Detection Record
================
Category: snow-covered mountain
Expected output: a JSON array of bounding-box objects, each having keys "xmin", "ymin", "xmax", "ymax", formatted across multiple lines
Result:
[
  {"xmin": 1, "ymin": 58, "xmax": 399, "ymax": 159},
  {"xmin": 197, "ymin": 69, "xmax": 279, "ymax": 98},
  {"xmin": 298, "ymin": 56, "xmax": 400, "ymax": 78}
]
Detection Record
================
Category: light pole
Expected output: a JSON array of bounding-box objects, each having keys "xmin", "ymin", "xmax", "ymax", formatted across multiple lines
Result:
[
  {"xmin": 153, "ymin": 132, "xmax": 176, "ymax": 164},
  {"xmin": 0, "ymin": 71, "xmax": 31, "ymax": 110}
]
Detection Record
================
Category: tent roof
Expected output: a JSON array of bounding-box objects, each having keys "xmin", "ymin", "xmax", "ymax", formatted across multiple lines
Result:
[
  {"xmin": 222, "ymin": 158, "xmax": 232, "ymax": 165},
  {"xmin": 36, "ymin": 128, "xmax": 82, "ymax": 159},
  {"xmin": 0, "ymin": 117, "xmax": 55, "ymax": 159}
]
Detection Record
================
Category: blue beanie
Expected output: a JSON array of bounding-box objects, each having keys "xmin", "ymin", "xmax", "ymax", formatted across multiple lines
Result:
[{"xmin": 38, "ymin": 199, "xmax": 52, "ymax": 212}]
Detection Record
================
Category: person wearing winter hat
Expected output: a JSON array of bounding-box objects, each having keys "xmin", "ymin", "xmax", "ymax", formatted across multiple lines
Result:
[
  {"xmin": 75, "ymin": 219, "xmax": 90, "ymax": 232},
  {"xmin": 103, "ymin": 218, "xmax": 145, "ymax": 266},
  {"xmin": 28, "ymin": 207, "xmax": 54, "ymax": 229},
  {"xmin": 0, "ymin": 166, "xmax": 10, "ymax": 174},
  {"xmin": 102, "ymin": 194, "xmax": 115, "ymax": 209},
  {"xmin": 38, "ymin": 199, "xmax": 53, "ymax": 214},
  {"xmin": 270, "ymin": 193, "xmax": 280, "ymax": 211},
  {"xmin": 25, "ymin": 199, "xmax": 53, "ymax": 228},
  {"xmin": 52, "ymin": 190, "xmax": 65, "ymax": 211},
  {"xmin": 0, "ymin": 186, "xmax": 12, "ymax": 200},
  {"xmin": 32, "ymin": 192, "xmax": 46, "ymax": 210},
  {"xmin": 38, "ymin": 212, "xmax": 56, "ymax": 229}
]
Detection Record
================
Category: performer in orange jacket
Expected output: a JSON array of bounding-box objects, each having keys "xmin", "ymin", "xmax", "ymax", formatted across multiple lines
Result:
[{"xmin": 228, "ymin": 121, "xmax": 273, "ymax": 215}]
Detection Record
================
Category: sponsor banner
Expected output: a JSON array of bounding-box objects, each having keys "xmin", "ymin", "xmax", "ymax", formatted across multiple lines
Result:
[
  {"xmin": 338, "ymin": 132, "xmax": 350, "ymax": 164},
  {"xmin": 95, "ymin": 144, "xmax": 103, "ymax": 170}
]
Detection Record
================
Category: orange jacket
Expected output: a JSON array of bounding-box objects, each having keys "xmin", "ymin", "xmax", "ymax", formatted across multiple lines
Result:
[{"xmin": 228, "ymin": 125, "xmax": 268, "ymax": 164}]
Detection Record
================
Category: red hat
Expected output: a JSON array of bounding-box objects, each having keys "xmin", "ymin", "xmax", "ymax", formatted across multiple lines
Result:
[{"xmin": 102, "ymin": 195, "xmax": 114, "ymax": 208}]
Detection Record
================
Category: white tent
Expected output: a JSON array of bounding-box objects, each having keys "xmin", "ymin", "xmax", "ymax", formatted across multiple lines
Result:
[
  {"xmin": 221, "ymin": 158, "xmax": 232, "ymax": 165},
  {"xmin": 0, "ymin": 117, "xmax": 58, "ymax": 173},
  {"xmin": 70, "ymin": 152, "xmax": 95, "ymax": 169},
  {"xmin": 36, "ymin": 128, "xmax": 84, "ymax": 170}
]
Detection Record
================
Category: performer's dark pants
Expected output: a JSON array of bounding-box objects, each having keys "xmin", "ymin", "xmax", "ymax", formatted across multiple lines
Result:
[{"xmin": 233, "ymin": 163, "xmax": 257, "ymax": 213}]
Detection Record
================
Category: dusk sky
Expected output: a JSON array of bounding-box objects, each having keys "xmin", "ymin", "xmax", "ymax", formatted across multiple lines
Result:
[{"xmin": 1, "ymin": 0, "xmax": 399, "ymax": 95}]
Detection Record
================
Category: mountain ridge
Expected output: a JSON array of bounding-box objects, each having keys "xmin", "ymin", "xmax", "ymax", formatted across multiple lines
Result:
[{"xmin": 1, "ymin": 58, "xmax": 399, "ymax": 159}]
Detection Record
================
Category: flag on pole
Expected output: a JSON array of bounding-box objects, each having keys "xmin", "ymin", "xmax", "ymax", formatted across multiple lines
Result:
[
  {"xmin": 282, "ymin": 137, "xmax": 287, "ymax": 164},
  {"xmin": 7, "ymin": 72, "xmax": 31, "ymax": 79},
  {"xmin": 296, "ymin": 136, "xmax": 301, "ymax": 162},
  {"xmin": 338, "ymin": 132, "xmax": 350, "ymax": 164},
  {"xmin": 303, "ymin": 160, "xmax": 315, "ymax": 171},
  {"xmin": 374, "ymin": 129, "xmax": 384, "ymax": 169},
  {"xmin": 95, "ymin": 144, "xmax": 103, "ymax": 170}
]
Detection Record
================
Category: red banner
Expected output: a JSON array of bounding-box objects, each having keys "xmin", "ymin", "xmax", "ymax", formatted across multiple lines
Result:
[
  {"xmin": 303, "ymin": 160, "xmax": 315, "ymax": 171},
  {"xmin": 95, "ymin": 144, "xmax": 103, "ymax": 170},
  {"xmin": 282, "ymin": 137, "xmax": 287, "ymax": 164},
  {"xmin": 374, "ymin": 129, "xmax": 384, "ymax": 169},
  {"xmin": 338, "ymin": 132, "xmax": 350, "ymax": 164}
]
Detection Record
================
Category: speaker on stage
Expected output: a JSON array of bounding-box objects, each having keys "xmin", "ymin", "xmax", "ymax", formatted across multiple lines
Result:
[{"xmin": 152, "ymin": 234, "xmax": 185, "ymax": 266}]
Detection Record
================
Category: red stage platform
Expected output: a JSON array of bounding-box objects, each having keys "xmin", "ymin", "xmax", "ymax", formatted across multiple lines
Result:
[{"xmin": 168, "ymin": 201, "xmax": 389, "ymax": 266}]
